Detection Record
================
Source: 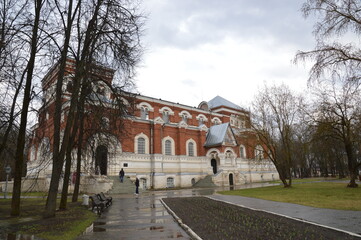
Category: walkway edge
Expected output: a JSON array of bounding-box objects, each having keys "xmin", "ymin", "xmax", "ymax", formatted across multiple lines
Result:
[
  {"xmin": 207, "ymin": 196, "xmax": 361, "ymax": 239},
  {"xmin": 160, "ymin": 198, "xmax": 202, "ymax": 240}
]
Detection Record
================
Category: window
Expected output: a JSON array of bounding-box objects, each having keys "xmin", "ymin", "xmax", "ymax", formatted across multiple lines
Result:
[
  {"xmin": 182, "ymin": 114, "xmax": 188, "ymax": 124},
  {"xmin": 255, "ymin": 145, "xmax": 264, "ymax": 160},
  {"xmin": 97, "ymin": 86, "xmax": 105, "ymax": 95},
  {"xmin": 140, "ymin": 107, "xmax": 149, "ymax": 120},
  {"xmin": 66, "ymin": 80, "xmax": 73, "ymax": 93},
  {"xmin": 188, "ymin": 142, "xmax": 194, "ymax": 156},
  {"xmin": 167, "ymin": 177, "xmax": 174, "ymax": 188},
  {"xmin": 212, "ymin": 117, "xmax": 221, "ymax": 125},
  {"xmin": 162, "ymin": 110, "xmax": 169, "ymax": 123},
  {"xmin": 140, "ymin": 178, "xmax": 147, "ymax": 189},
  {"xmin": 240, "ymin": 145, "xmax": 246, "ymax": 158},
  {"xmin": 101, "ymin": 117, "xmax": 109, "ymax": 129},
  {"xmin": 165, "ymin": 140, "xmax": 172, "ymax": 155},
  {"xmin": 198, "ymin": 117, "xmax": 204, "ymax": 126},
  {"xmin": 138, "ymin": 137, "xmax": 145, "ymax": 154}
]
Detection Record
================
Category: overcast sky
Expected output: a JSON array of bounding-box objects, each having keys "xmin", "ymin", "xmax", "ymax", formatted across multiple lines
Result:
[{"xmin": 135, "ymin": 0, "xmax": 316, "ymax": 108}]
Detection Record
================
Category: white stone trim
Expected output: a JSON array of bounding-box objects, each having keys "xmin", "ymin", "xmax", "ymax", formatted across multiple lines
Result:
[
  {"xmin": 206, "ymin": 148, "xmax": 221, "ymax": 158},
  {"xmin": 196, "ymin": 114, "xmax": 208, "ymax": 121},
  {"xmin": 178, "ymin": 110, "xmax": 192, "ymax": 119},
  {"xmin": 211, "ymin": 117, "xmax": 222, "ymax": 124},
  {"xmin": 159, "ymin": 106, "xmax": 174, "ymax": 115},
  {"xmin": 137, "ymin": 102, "xmax": 154, "ymax": 111}
]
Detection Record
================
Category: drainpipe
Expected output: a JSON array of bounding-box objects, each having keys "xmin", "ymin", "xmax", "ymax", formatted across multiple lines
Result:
[{"xmin": 150, "ymin": 122, "xmax": 154, "ymax": 189}]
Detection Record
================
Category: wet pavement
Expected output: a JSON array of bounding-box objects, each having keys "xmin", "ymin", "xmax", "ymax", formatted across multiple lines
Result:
[
  {"xmin": 77, "ymin": 183, "xmax": 361, "ymax": 239},
  {"xmin": 76, "ymin": 188, "xmax": 216, "ymax": 240}
]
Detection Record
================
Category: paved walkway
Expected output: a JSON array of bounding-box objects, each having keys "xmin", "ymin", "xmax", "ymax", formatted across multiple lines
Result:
[
  {"xmin": 209, "ymin": 194, "xmax": 361, "ymax": 237},
  {"xmin": 77, "ymin": 183, "xmax": 361, "ymax": 239},
  {"xmin": 77, "ymin": 188, "xmax": 216, "ymax": 240}
]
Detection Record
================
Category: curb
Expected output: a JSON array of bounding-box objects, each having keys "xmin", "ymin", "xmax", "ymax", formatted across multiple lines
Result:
[
  {"xmin": 206, "ymin": 196, "xmax": 361, "ymax": 239},
  {"xmin": 160, "ymin": 198, "xmax": 202, "ymax": 240}
]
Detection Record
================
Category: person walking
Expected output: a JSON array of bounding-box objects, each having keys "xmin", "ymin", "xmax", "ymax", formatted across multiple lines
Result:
[
  {"xmin": 119, "ymin": 168, "xmax": 125, "ymax": 183},
  {"xmin": 135, "ymin": 177, "xmax": 140, "ymax": 195}
]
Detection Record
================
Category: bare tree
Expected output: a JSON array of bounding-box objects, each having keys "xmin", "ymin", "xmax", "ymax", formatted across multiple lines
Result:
[
  {"xmin": 296, "ymin": 0, "xmax": 361, "ymax": 83},
  {"xmin": 11, "ymin": 0, "xmax": 48, "ymax": 217},
  {"xmin": 251, "ymin": 84, "xmax": 303, "ymax": 187},
  {"xmin": 309, "ymin": 78, "xmax": 361, "ymax": 187},
  {"xmin": 44, "ymin": 0, "xmax": 143, "ymax": 217}
]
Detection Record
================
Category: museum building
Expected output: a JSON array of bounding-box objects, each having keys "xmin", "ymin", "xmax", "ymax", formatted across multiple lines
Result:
[{"xmin": 27, "ymin": 59, "xmax": 279, "ymax": 190}]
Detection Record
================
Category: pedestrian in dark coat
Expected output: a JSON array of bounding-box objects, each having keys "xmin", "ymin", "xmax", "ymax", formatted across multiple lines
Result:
[
  {"xmin": 135, "ymin": 177, "xmax": 140, "ymax": 195},
  {"xmin": 119, "ymin": 168, "xmax": 125, "ymax": 182}
]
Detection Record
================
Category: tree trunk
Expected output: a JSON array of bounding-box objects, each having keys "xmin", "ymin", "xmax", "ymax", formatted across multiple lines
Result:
[
  {"xmin": 11, "ymin": 0, "xmax": 43, "ymax": 217},
  {"xmin": 43, "ymin": 0, "xmax": 75, "ymax": 218},
  {"xmin": 72, "ymin": 110, "xmax": 84, "ymax": 202},
  {"xmin": 345, "ymin": 140, "xmax": 358, "ymax": 188},
  {"xmin": 59, "ymin": 143, "xmax": 73, "ymax": 210}
]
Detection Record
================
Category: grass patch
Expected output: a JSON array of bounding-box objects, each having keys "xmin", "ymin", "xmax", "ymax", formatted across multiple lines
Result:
[
  {"xmin": 0, "ymin": 197, "xmax": 97, "ymax": 240},
  {"xmin": 219, "ymin": 182, "xmax": 361, "ymax": 211},
  {"xmin": 266, "ymin": 177, "xmax": 341, "ymax": 184}
]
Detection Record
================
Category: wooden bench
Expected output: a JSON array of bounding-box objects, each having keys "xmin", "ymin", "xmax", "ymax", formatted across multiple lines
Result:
[
  {"xmin": 89, "ymin": 195, "xmax": 105, "ymax": 215},
  {"xmin": 98, "ymin": 192, "xmax": 112, "ymax": 207}
]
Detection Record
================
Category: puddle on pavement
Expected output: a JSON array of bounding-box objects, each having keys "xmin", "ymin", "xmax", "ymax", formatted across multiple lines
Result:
[
  {"xmin": 93, "ymin": 221, "xmax": 107, "ymax": 232},
  {"xmin": 149, "ymin": 226, "xmax": 164, "ymax": 231},
  {"xmin": 2, "ymin": 233, "xmax": 38, "ymax": 240}
]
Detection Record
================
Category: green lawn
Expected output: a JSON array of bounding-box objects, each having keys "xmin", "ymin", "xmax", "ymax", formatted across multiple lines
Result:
[
  {"xmin": 218, "ymin": 182, "xmax": 361, "ymax": 211},
  {"xmin": 266, "ymin": 177, "xmax": 341, "ymax": 184},
  {"xmin": 0, "ymin": 198, "xmax": 97, "ymax": 240}
]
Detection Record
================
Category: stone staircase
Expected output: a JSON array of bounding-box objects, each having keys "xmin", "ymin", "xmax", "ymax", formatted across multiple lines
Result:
[
  {"xmin": 107, "ymin": 176, "xmax": 137, "ymax": 194},
  {"xmin": 193, "ymin": 175, "xmax": 216, "ymax": 188}
]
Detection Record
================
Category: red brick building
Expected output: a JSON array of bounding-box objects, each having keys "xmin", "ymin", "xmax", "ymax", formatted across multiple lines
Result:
[{"xmin": 27, "ymin": 60, "xmax": 278, "ymax": 189}]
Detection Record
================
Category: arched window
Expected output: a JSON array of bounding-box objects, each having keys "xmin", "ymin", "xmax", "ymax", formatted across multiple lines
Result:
[
  {"xmin": 138, "ymin": 137, "xmax": 145, "ymax": 154},
  {"xmin": 255, "ymin": 145, "xmax": 264, "ymax": 160},
  {"xmin": 240, "ymin": 145, "xmax": 246, "ymax": 158},
  {"xmin": 188, "ymin": 142, "xmax": 194, "ymax": 156},
  {"xmin": 186, "ymin": 139, "xmax": 197, "ymax": 156},
  {"xmin": 167, "ymin": 177, "xmax": 174, "ymax": 188},
  {"xmin": 140, "ymin": 107, "xmax": 149, "ymax": 120},
  {"xmin": 162, "ymin": 110, "xmax": 169, "ymax": 123},
  {"xmin": 212, "ymin": 117, "xmax": 221, "ymax": 125},
  {"xmin": 101, "ymin": 117, "xmax": 109, "ymax": 129},
  {"xmin": 165, "ymin": 140, "xmax": 172, "ymax": 155},
  {"xmin": 134, "ymin": 133, "xmax": 149, "ymax": 154},
  {"xmin": 182, "ymin": 114, "xmax": 188, "ymax": 124},
  {"xmin": 198, "ymin": 117, "xmax": 204, "ymax": 126}
]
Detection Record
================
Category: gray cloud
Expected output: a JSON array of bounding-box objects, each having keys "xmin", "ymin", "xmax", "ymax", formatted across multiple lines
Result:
[{"xmin": 143, "ymin": 0, "xmax": 315, "ymax": 50}]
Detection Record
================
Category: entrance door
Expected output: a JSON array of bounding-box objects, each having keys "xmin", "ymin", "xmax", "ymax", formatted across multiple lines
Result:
[
  {"xmin": 95, "ymin": 145, "xmax": 108, "ymax": 175},
  {"xmin": 229, "ymin": 173, "xmax": 234, "ymax": 186},
  {"xmin": 211, "ymin": 159, "xmax": 217, "ymax": 174}
]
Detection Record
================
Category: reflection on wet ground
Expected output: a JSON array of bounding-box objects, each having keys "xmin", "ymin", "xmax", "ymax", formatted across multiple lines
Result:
[
  {"xmin": 1, "ymin": 233, "xmax": 40, "ymax": 240},
  {"xmin": 76, "ymin": 183, "xmax": 275, "ymax": 240}
]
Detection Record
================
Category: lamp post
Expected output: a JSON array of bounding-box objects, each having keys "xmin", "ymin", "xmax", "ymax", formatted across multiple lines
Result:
[{"xmin": 4, "ymin": 166, "xmax": 11, "ymax": 199}]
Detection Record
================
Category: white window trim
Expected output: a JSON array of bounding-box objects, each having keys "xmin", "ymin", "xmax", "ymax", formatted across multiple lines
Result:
[
  {"xmin": 211, "ymin": 117, "xmax": 222, "ymax": 125},
  {"xmin": 162, "ymin": 136, "xmax": 175, "ymax": 155},
  {"xmin": 159, "ymin": 106, "xmax": 174, "ymax": 115},
  {"xmin": 196, "ymin": 114, "xmax": 208, "ymax": 121},
  {"xmin": 186, "ymin": 138, "xmax": 197, "ymax": 157},
  {"xmin": 178, "ymin": 110, "xmax": 192, "ymax": 119},
  {"xmin": 137, "ymin": 102, "xmax": 154, "ymax": 111},
  {"xmin": 134, "ymin": 133, "xmax": 150, "ymax": 154}
]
